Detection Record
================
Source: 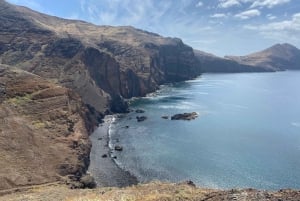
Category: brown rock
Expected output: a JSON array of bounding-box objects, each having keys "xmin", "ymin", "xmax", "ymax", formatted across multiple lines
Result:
[
  {"xmin": 0, "ymin": 66, "xmax": 92, "ymax": 190},
  {"xmin": 171, "ymin": 112, "xmax": 198, "ymax": 120}
]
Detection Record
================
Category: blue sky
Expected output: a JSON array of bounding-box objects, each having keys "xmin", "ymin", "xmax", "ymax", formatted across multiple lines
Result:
[{"xmin": 6, "ymin": 0, "xmax": 300, "ymax": 56}]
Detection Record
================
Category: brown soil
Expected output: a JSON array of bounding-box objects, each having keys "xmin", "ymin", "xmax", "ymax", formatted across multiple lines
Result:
[{"xmin": 0, "ymin": 65, "xmax": 91, "ymax": 190}]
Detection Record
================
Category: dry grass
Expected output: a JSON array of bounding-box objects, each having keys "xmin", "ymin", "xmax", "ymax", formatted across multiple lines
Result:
[
  {"xmin": 63, "ymin": 182, "xmax": 215, "ymax": 201},
  {"xmin": 1, "ymin": 182, "xmax": 300, "ymax": 201}
]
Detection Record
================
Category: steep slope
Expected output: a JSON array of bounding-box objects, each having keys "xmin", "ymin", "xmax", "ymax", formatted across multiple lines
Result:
[
  {"xmin": 0, "ymin": 0, "xmax": 201, "ymax": 113},
  {"xmin": 226, "ymin": 43, "xmax": 300, "ymax": 71},
  {"xmin": 194, "ymin": 50, "xmax": 274, "ymax": 73},
  {"xmin": 0, "ymin": 65, "xmax": 100, "ymax": 190}
]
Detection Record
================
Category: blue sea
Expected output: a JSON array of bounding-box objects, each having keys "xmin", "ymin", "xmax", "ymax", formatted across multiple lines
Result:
[{"xmin": 108, "ymin": 71, "xmax": 300, "ymax": 190}]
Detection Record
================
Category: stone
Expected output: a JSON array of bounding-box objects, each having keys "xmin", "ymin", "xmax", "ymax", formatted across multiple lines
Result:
[
  {"xmin": 136, "ymin": 116, "xmax": 147, "ymax": 122},
  {"xmin": 171, "ymin": 112, "xmax": 198, "ymax": 120},
  {"xmin": 79, "ymin": 175, "xmax": 96, "ymax": 189},
  {"xmin": 135, "ymin": 109, "xmax": 145, "ymax": 113},
  {"xmin": 161, "ymin": 115, "xmax": 169, "ymax": 119},
  {"xmin": 114, "ymin": 145, "xmax": 123, "ymax": 151}
]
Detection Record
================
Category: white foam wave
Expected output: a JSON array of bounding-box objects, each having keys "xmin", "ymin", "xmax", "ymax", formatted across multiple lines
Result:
[{"xmin": 158, "ymin": 105, "xmax": 192, "ymax": 110}]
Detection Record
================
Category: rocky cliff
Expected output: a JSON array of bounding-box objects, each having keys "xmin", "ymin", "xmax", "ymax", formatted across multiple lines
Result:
[
  {"xmin": 0, "ymin": 0, "xmax": 201, "ymax": 191},
  {"xmin": 194, "ymin": 43, "xmax": 300, "ymax": 73},
  {"xmin": 0, "ymin": 65, "xmax": 99, "ymax": 190},
  {"xmin": 0, "ymin": 0, "xmax": 201, "ymax": 114},
  {"xmin": 225, "ymin": 43, "xmax": 300, "ymax": 71},
  {"xmin": 194, "ymin": 50, "xmax": 274, "ymax": 73}
]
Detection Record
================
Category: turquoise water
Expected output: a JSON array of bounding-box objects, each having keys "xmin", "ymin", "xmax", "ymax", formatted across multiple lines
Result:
[{"xmin": 109, "ymin": 71, "xmax": 300, "ymax": 190}]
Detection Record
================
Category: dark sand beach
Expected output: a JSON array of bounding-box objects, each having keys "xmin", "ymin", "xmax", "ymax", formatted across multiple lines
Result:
[{"xmin": 88, "ymin": 115, "xmax": 138, "ymax": 187}]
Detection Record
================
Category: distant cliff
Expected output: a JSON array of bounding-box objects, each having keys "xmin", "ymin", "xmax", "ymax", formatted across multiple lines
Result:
[
  {"xmin": 194, "ymin": 43, "xmax": 300, "ymax": 73},
  {"xmin": 225, "ymin": 43, "xmax": 300, "ymax": 71},
  {"xmin": 194, "ymin": 50, "xmax": 273, "ymax": 73}
]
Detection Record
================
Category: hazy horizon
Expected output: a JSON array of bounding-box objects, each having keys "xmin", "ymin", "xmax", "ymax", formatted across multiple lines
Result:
[{"xmin": 6, "ymin": 0, "xmax": 300, "ymax": 56}]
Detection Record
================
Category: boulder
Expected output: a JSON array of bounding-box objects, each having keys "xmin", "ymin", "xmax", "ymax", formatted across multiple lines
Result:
[
  {"xmin": 136, "ymin": 116, "xmax": 147, "ymax": 122},
  {"xmin": 135, "ymin": 109, "xmax": 145, "ymax": 113},
  {"xmin": 171, "ymin": 112, "xmax": 198, "ymax": 120},
  {"xmin": 114, "ymin": 145, "xmax": 123, "ymax": 151},
  {"xmin": 79, "ymin": 174, "xmax": 96, "ymax": 189}
]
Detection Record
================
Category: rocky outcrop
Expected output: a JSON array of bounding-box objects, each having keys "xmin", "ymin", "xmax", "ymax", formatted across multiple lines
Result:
[
  {"xmin": 0, "ymin": 65, "xmax": 97, "ymax": 190},
  {"xmin": 0, "ymin": 0, "xmax": 202, "ymax": 191},
  {"xmin": 194, "ymin": 50, "xmax": 273, "ymax": 73},
  {"xmin": 171, "ymin": 112, "xmax": 198, "ymax": 120},
  {"xmin": 0, "ymin": 0, "xmax": 201, "ymax": 114},
  {"xmin": 136, "ymin": 116, "xmax": 147, "ymax": 122},
  {"xmin": 225, "ymin": 43, "xmax": 300, "ymax": 71}
]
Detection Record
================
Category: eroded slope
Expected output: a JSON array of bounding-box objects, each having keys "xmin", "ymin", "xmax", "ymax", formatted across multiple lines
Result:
[{"xmin": 0, "ymin": 65, "xmax": 94, "ymax": 190}]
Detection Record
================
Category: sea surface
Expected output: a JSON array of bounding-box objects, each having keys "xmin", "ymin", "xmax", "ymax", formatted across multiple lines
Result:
[{"xmin": 108, "ymin": 71, "xmax": 300, "ymax": 190}]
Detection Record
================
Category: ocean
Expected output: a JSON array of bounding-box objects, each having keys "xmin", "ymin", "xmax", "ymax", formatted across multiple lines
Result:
[{"xmin": 106, "ymin": 71, "xmax": 300, "ymax": 190}]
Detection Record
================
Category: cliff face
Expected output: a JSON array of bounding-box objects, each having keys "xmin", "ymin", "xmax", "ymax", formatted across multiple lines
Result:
[
  {"xmin": 0, "ymin": 0, "xmax": 201, "ymax": 113},
  {"xmin": 225, "ymin": 43, "xmax": 300, "ymax": 71},
  {"xmin": 194, "ymin": 50, "xmax": 274, "ymax": 73},
  {"xmin": 0, "ymin": 0, "xmax": 201, "ymax": 190},
  {"xmin": 194, "ymin": 43, "xmax": 300, "ymax": 73},
  {"xmin": 0, "ymin": 65, "xmax": 95, "ymax": 190}
]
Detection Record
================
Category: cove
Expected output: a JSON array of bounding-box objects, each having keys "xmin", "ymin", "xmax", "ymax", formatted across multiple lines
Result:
[{"xmin": 108, "ymin": 71, "xmax": 300, "ymax": 190}]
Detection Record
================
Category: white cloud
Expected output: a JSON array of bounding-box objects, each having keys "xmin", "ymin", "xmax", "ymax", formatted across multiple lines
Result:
[
  {"xmin": 218, "ymin": 0, "xmax": 241, "ymax": 8},
  {"xmin": 245, "ymin": 13, "xmax": 300, "ymax": 31},
  {"xmin": 235, "ymin": 9, "xmax": 261, "ymax": 19},
  {"xmin": 210, "ymin": 13, "xmax": 228, "ymax": 18},
  {"xmin": 196, "ymin": 1, "xmax": 203, "ymax": 7},
  {"xmin": 250, "ymin": 0, "xmax": 290, "ymax": 8},
  {"xmin": 217, "ymin": 0, "xmax": 291, "ymax": 9},
  {"xmin": 244, "ymin": 13, "xmax": 300, "ymax": 41},
  {"xmin": 266, "ymin": 14, "xmax": 277, "ymax": 20}
]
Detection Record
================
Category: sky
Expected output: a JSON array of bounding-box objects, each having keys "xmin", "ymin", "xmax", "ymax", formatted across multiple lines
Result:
[{"xmin": 6, "ymin": 0, "xmax": 300, "ymax": 56}]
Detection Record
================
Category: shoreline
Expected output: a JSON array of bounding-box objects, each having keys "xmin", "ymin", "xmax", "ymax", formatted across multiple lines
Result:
[{"xmin": 88, "ymin": 115, "xmax": 138, "ymax": 187}]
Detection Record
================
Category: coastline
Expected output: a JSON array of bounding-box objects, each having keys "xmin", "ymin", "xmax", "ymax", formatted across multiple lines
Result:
[{"xmin": 88, "ymin": 115, "xmax": 138, "ymax": 187}]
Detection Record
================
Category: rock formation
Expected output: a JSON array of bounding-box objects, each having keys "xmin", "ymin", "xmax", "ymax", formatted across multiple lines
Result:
[
  {"xmin": 0, "ymin": 65, "xmax": 95, "ymax": 190},
  {"xmin": 225, "ymin": 43, "xmax": 300, "ymax": 71},
  {"xmin": 194, "ymin": 50, "xmax": 274, "ymax": 73},
  {"xmin": 0, "ymin": 0, "xmax": 201, "ymax": 114},
  {"xmin": 194, "ymin": 43, "xmax": 300, "ymax": 73},
  {"xmin": 0, "ymin": 0, "xmax": 201, "ymax": 190},
  {"xmin": 171, "ymin": 112, "xmax": 198, "ymax": 120}
]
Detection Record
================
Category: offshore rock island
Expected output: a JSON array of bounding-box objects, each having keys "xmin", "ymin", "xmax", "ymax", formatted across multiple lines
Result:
[{"xmin": 0, "ymin": 0, "xmax": 300, "ymax": 200}]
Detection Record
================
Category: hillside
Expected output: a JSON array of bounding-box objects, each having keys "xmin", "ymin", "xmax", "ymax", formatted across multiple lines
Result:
[
  {"xmin": 0, "ymin": 0, "xmax": 201, "ymax": 114},
  {"xmin": 225, "ymin": 43, "xmax": 300, "ymax": 71},
  {"xmin": 1, "ymin": 182, "xmax": 300, "ymax": 201},
  {"xmin": 0, "ymin": 0, "xmax": 202, "ymax": 191},
  {"xmin": 0, "ymin": 65, "xmax": 101, "ymax": 190},
  {"xmin": 1, "ymin": 0, "xmax": 300, "ymax": 199},
  {"xmin": 194, "ymin": 50, "xmax": 273, "ymax": 73}
]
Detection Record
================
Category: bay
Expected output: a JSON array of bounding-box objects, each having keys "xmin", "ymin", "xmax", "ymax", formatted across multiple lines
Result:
[{"xmin": 109, "ymin": 71, "xmax": 300, "ymax": 190}]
